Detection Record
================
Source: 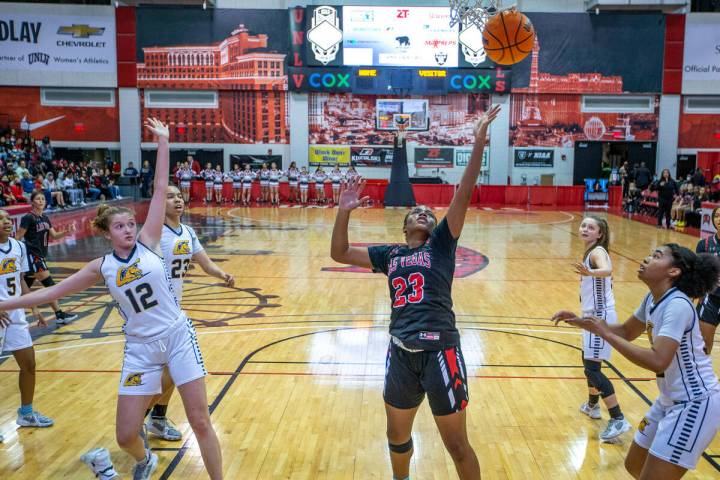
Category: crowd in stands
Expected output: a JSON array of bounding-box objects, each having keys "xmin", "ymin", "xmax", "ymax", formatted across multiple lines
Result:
[
  {"xmin": 0, "ymin": 128, "xmax": 130, "ymax": 209},
  {"xmin": 621, "ymin": 160, "xmax": 717, "ymax": 229}
]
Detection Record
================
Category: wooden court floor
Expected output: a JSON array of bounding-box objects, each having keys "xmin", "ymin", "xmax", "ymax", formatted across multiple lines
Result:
[{"xmin": 0, "ymin": 205, "xmax": 718, "ymax": 479}]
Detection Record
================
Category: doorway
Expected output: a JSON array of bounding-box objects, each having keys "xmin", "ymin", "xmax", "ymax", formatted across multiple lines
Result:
[{"xmin": 574, "ymin": 141, "xmax": 656, "ymax": 185}]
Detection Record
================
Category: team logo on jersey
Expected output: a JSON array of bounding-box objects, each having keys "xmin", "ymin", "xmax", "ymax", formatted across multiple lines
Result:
[
  {"xmin": 646, "ymin": 322, "xmax": 654, "ymax": 346},
  {"xmin": 173, "ymin": 240, "xmax": 191, "ymax": 255},
  {"xmin": 0, "ymin": 258, "xmax": 18, "ymax": 275},
  {"xmin": 116, "ymin": 259, "xmax": 147, "ymax": 287},
  {"xmin": 321, "ymin": 244, "xmax": 489, "ymax": 278},
  {"xmin": 638, "ymin": 417, "xmax": 649, "ymax": 434},
  {"xmin": 123, "ymin": 373, "xmax": 144, "ymax": 387}
]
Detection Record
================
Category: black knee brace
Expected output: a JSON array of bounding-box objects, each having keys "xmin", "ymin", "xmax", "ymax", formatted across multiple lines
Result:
[
  {"xmin": 41, "ymin": 277, "xmax": 55, "ymax": 288},
  {"xmin": 388, "ymin": 438, "xmax": 413, "ymax": 454},
  {"xmin": 583, "ymin": 359, "xmax": 615, "ymax": 398},
  {"xmin": 24, "ymin": 275, "xmax": 35, "ymax": 288}
]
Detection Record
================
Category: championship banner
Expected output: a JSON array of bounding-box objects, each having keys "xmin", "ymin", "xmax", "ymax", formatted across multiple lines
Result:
[
  {"xmin": 0, "ymin": 3, "xmax": 117, "ymax": 87},
  {"xmin": 514, "ymin": 149, "xmax": 554, "ymax": 168},
  {"xmin": 682, "ymin": 13, "xmax": 720, "ymax": 95},
  {"xmin": 309, "ymin": 145, "xmax": 350, "ymax": 166},
  {"xmin": 414, "ymin": 147, "xmax": 453, "ymax": 168},
  {"xmin": 350, "ymin": 146, "xmax": 394, "ymax": 167}
]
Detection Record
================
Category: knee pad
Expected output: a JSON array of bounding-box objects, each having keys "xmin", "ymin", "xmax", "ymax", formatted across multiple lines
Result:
[
  {"xmin": 24, "ymin": 275, "xmax": 35, "ymax": 288},
  {"xmin": 388, "ymin": 438, "xmax": 413, "ymax": 454},
  {"xmin": 583, "ymin": 359, "xmax": 615, "ymax": 398},
  {"xmin": 41, "ymin": 277, "xmax": 55, "ymax": 288}
]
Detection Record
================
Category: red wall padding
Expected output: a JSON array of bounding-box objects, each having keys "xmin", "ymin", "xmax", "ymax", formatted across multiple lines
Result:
[
  {"xmin": 663, "ymin": 14, "xmax": 685, "ymax": 94},
  {"xmin": 116, "ymin": 6, "xmax": 137, "ymax": 88}
]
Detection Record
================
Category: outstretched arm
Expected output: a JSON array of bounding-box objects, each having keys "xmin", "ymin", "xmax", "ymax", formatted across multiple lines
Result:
[
  {"xmin": 193, "ymin": 250, "xmax": 235, "ymax": 287},
  {"xmin": 330, "ymin": 176, "xmax": 372, "ymax": 269},
  {"xmin": 445, "ymin": 105, "xmax": 501, "ymax": 238},
  {"xmin": 138, "ymin": 118, "xmax": 170, "ymax": 249},
  {"xmin": 0, "ymin": 258, "xmax": 103, "ymax": 312}
]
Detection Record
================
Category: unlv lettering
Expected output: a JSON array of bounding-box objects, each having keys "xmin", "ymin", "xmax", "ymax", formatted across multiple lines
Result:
[
  {"xmin": 292, "ymin": 31, "xmax": 304, "ymax": 45},
  {"xmin": 293, "ymin": 7, "xmax": 305, "ymax": 23}
]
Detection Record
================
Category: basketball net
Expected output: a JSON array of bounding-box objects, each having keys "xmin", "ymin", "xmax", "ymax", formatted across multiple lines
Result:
[{"xmin": 448, "ymin": 0, "xmax": 500, "ymax": 30}]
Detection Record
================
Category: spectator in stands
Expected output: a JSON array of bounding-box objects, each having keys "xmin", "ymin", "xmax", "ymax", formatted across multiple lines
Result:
[
  {"xmin": 651, "ymin": 168, "xmax": 678, "ymax": 229},
  {"xmin": 124, "ymin": 161, "xmax": 140, "ymax": 186},
  {"xmin": 103, "ymin": 168, "xmax": 121, "ymax": 199},
  {"xmin": 15, "ymin": 159, "xmax": 29, "ymax": 179},
  {"xmin": 0, "ymin": 176, "xmax": 16, "ymax": 206},
  {"xmin": 671, "ymin": 183, "xmax": 693, "ymax": 227},
  {"xmin": 21, "ymin": 172, "xmax": 34, "ymax": 197},
  {"xmin": 141, "ymin": 160, "xmax": 153, "ymax": 198},
  {"xmin": 692, "ymin": 167, "xmax": 706, "ymax": 187},
  {"xmin": 634, "ymin": 162, "xmax": 652, "ymax": 190},
  {"xmin": 9, "ymin": 178, "xmax": 28, "ymax": 203},
  {"xmin": 78, "ymin": 172, "xmax": 100, "ymax": 202},
  {"xmin": 42, "ymin": 172, "xmax": 66, "ymax": 209},
  {"xmin": 623, "ymin": 181, "xmax": 641, "ymax": 213},
  {"xmin": 39, "ymin": 136, "xmax": 53, "ymax": 167}
]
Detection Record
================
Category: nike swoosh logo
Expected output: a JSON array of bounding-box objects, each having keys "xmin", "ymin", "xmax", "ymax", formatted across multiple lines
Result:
[{"xmin": 20, "ymin": 115, "xmax": 66, "ymax": 131}]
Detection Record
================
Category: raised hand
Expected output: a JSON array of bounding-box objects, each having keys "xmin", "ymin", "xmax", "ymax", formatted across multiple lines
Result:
[
  {"xmin": 144, "ymin": 117, "xmax": 170, "ymax": 139},
  {"xmin": 338, "ymin": 175, "xmax": 369, "ymax": 212},
  {"xmin": 474, "ymin": 104, "xmax": 501, "ymax": 141}
]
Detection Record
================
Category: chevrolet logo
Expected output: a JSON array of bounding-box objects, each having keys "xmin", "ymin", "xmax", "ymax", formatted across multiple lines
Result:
[{"xmin": 57, "ymin": 24, "xmax": 105, "ymax": 38}]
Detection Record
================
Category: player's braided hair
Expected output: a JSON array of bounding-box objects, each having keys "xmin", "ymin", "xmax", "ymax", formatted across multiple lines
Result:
[{"xmin": 92, "ymin": 204, "xmax": 135, "ymax": 233}]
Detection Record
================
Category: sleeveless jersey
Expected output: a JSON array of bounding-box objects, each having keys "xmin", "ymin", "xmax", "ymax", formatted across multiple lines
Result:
[
  {"xmin": 369, "ymin": 218, "xmax": 459, "ymax": 350},
  {"xmin": 313, "ymin": 172, "xmax": 326, "ymax": 184},
  {"xmin": 177, "ymin": 169, "xmax": 193, "ymax": 183},
  {"xmin": 259, "ymin": 170, "xmax": 269, "ymax": 182},
  {"xmin": 696, "ymin": 234, "xmax": 720, "ymax": 302},
  {"xmin": 101, "ymin": 242, "xmax": 181, "ymax": 339},
  {"xmin": 202, "ymin": 169, "xmax": 214, "ymax": 183},
  {"xmin": 0, "ymin": 238, "xmax": 29, "ymax": 325},
  {"xmin": 242, "ymin": 171, "xmax": 254, "ymax": 184},
  {"xmin": 268, "ymin": 169, "xmax": 281, "ymax": 182},
  {"xmin": 160, "ymin": 224, "xmax": 203, "ymax": 302},
  {"xmin": 213, "ymin": 172, "xmax": 224, "ymax": 185},
  {"xmin": 230, "ymin": 171, "xmax": 242, "ymax": 185},
  {"xmin": 634, "ymin": 288, "xmax": 719, "ymax": 405},
  {"xmin": 287, "ymin": 168, "xmax": 299, "ymax": 182},
  {"xmin": 298, "ymin": 172, "xmax": 310, "ymax": 184},
  {"xmin": 329, "ymin": 170, "xmax": 343, "ymax": 184},
  {"xmin": 580, "ymin": 246, "xmax": 615, "ymax": 314}
]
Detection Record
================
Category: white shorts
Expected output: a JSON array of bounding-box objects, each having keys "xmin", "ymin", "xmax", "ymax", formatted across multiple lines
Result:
[
  {"xmin": 180, "ymin": 181, "xmax": 191, "ymax": 189},
  {"xmin": 582, "ymin": 309, "xmax": 617, "ymax": 361},
  {"xmin": 118, "ymin": 317, "xmax": 207, "ymax": 396},
  {"xmin": 0, "ymin": 322, "xmax": 32, "ymax": 352},
  {"xmin": 300, "ymin": 183, "xmax": 309, "ymax": 191},
  {"xmin": 634, "ymin": 391, "xmax": 720, "ymax": 470},
  {"xmin": 332, "ymin": 183, "xmax": 340, "ymax": 190},
  {"xmin": 232, "ymin": 183, "xmax": 241, "ymax": 189},
  {"xmin": 213, "ymin": 184, "xmax": 223, "ymax": 191},
  {"xmin": 260, "ymin": 180, "xmax": 269, "ymax": 187},
  {"xmin": 242, "ymin": 183, "xmax": 252, "ymax": 189},
  {"xmin": 289, "ymin": 181, "xmax": 298, "ymax": 187},
  {"xmin": 269, "ymin": 181, "xmax": 279, "ymax": 187}
]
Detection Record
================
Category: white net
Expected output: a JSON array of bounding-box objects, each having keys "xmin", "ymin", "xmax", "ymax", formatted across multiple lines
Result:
[{"xmin": 448, "ymin": 0, "xmax": 500, "ymax": 30}]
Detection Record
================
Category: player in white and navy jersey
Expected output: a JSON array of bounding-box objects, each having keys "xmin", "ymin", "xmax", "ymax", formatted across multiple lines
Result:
[
  {"xmin": 286, "ymin": 162, "xmax": 299, "ymax": 204},
  {"xmin": 330, "ymin": 105, "xmax": 501, "ymax": 480},
  {"xmin": 298, "ymin": 166, "xmax": 310, "ymax": 205},
  {"xmin": 0, "ymin": 209, "xmax": 52, "ymax": 441},
  {"xmin": 144, "ymin": 184, "xmax": 235, "ymax": 441},
  {"xmin": 0, "ymin": 120, "xmax": 223, "ymax": 480},
  {"xmin": 695, "ymin": 205, "xmax": 720, "ymax": 354},
  {"xmin": 212, "ymin": 165, "xmax": 224, "ymax": 205},
  {"xmin": 241, "ymin": 164, "xmax": 255, "ymax": 206},
  {"xmin": 201, "ymin": 163, "xmax": 214, "ymax": 204},
  {"xmin": 329, "ymin": 164, "xmax": 344, "ymax": 205},
  {"xmin": 230, "ymin": 164, "xmax": 242, "ymax": 204},
  {"xmin": 554, "ymin": 243, "xmax": 720, "ymax": 478},
  {"xmin": 268, "ymin": 162, "xmax": 283, "ymax": 206},
  {"xmin": 313, "ymin": 166, "xmax": 327, "ymax": 204},
  {"xmin": 573, "ymin": 216, "xmax": 630, "ymax": 442}
]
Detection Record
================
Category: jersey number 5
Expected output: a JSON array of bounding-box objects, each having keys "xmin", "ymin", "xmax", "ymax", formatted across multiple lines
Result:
[
  {"xmin": 391, "ymin": 273, "xmax": 425, "ymax": 308},
  {"xmin": 124, "ymin": 283, "xmax": 158, "ymax": 314}
]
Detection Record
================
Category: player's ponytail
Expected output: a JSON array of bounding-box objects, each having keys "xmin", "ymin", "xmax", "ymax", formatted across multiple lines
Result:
[
  {"xmin": 665, "ymin": 243, "xmax": 720, "ymax": 298},
  {"xmin": 92, "ymin": 204, "xmax": 134, "ymax": 233}
]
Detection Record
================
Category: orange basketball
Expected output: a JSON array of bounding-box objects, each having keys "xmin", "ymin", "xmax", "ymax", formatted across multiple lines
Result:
[{"xmin": 482, "ymin": 9, "xmax": 535, "ymax": 65}]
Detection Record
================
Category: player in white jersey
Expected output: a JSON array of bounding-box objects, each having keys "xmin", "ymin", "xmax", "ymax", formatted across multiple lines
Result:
[
  {"xmin": 554, "ymin": 243, "xmax": 720, "ymax": 478},
  {"xmin": 329, "ymin": 164, "xmax": 344, "ymax": 205},
  {"xmin": 298, "ymin": 167, "xmax": 310, "ymax": 205},
  {"xmin": 0, "ymin": 120, "xmax": 223, "ymax": 480},
  {"xmin": 241, "ymin": 164, "xmax": 255, "ymax": 206},
  {"xmin": 268, "ymin": 162, "xmax": 282, "ymax": 206},
  {"xmin": 145, "ymin": 184, "xmax": 235, "ymax": 441},
  {"xmin": 572, "ymin": 216, "xmax": 630, "ymax": 442},
  {"xmin": 230, "ymin": 164, "xmax": 242, "ymax": 204},
  {"xmin": 0, "ymin": 209, "xmax": 51, "ymax": 443},
  {"xmin": 286, "ymin": 162, "xmax": 299, "ymax": 204},
  {"xmin": 201, "ymin": 163, "xmax": 215, "ymax": 204}
]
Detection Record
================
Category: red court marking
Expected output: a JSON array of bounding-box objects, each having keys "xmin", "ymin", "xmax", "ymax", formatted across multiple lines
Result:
[{"xmin": 0, "ymin": 368, "xmax": 654, "ymax": 381}]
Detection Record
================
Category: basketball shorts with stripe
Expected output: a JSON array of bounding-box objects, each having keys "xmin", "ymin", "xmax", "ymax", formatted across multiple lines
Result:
[
  {"xmin": 633, "ymin": 391, "xmax": 720, "ymax": 470},
  {"xmin": 119, "ymin": 317, "xmax": 207, "ymax": 396},
  {"xmin": 582, "ymin": 309, "xmax": 617, "ymax": 361},
  {"xmin": 383, "ymin": 341, "xmax": 469, "ymax": 416}
]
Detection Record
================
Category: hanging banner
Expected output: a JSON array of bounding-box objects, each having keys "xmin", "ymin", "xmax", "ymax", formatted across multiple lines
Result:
[
  {"xmin": 455, "ymin": 149, "xmax": 489, "ymax": 171},
  {"xmin": 514, "ymin": 149, "xmax": 554, "ymax": 167},
  {"xmin": 350, "ymin": 146, "xmax": 394, "ymax": 167},
  {"xmin": 682, "ymin": 13, "xmax": 720, "ymax": 95},
  {"xmin": 0, "ymin": 3, "xmax": 117, "ymax": 87},
  {"xmin": 414, "ymin": 147, "xmax": 454, "ymax": 168},
  {"xmin": 309, "ymin": 145, "xmax": 350, "ymax": 166}
]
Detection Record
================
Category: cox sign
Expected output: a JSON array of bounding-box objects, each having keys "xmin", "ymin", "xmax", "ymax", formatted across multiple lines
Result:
[{"xmin": 449, "ymin": 68, "xmax": 509, "ymax": 93}]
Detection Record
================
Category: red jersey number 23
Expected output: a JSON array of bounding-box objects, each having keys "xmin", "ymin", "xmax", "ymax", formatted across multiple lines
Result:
[{"xmin": 392, "ymin": 272, "xmax": 425, "ymax": 308}]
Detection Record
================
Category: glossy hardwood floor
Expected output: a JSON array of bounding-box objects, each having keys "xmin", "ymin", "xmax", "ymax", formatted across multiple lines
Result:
[{"xmin": 1, "ymin": 204, "xmax": 718, "ymax": 479}]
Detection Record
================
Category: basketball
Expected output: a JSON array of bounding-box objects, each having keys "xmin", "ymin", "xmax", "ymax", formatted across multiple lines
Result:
[{"xmin": 482, "ymin": 9, "xmax": 536, "ymax": 65}]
